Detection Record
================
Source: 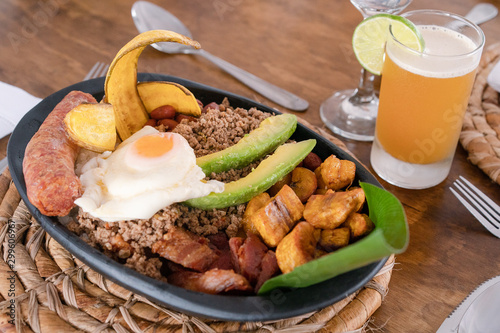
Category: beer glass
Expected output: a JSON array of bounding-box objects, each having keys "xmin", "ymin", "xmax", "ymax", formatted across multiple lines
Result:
[{"xmin": 370, "ymin": 10, "xmax": 485, "ymax": 189}]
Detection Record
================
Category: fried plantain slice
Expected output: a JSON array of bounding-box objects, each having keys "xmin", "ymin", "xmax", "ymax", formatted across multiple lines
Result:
[
  {"xmin": 104, "ymin": 30, "xmax": 201, "ymax": 140},
  {"xmin": 64, "ymin": 102, "xmax": 116, "ymax": 152},
  {"xmin": 137, "ymin": 81, "xmax": 201, "ymax": 116}
]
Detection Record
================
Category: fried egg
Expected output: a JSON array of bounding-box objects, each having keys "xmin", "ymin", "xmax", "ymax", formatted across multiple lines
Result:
[{"xmin": 74, "ymin": 126, "xmax": 224, "ymax": 222}]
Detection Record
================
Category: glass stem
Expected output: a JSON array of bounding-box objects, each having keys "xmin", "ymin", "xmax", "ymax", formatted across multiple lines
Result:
[{"xmin": 349, "ymin": 68, "xmax": 377, "ymax": 104}]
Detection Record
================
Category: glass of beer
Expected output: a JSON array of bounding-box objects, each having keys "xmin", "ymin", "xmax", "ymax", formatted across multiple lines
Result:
[{"xmin": 370, "ymin": 10, "xmax": 485, "ymax": 189}]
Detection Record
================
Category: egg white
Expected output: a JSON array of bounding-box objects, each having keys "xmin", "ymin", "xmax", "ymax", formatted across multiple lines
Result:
[{"xmin": 74, "ymin": 126, "xmax": 224, "ymax": 222}]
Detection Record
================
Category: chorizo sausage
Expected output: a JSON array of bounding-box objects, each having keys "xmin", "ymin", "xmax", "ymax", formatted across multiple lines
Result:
[{"xmin": 23, "ymin": 90, "xmax": 97, "ymax": 216}]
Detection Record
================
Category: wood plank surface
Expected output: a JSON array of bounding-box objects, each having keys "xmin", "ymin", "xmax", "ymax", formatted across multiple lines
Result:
[{"xmin": 0, "ymin": 0, "xmax": 499, "ymax": 331}]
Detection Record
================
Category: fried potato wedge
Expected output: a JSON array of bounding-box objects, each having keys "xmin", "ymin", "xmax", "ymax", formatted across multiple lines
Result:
[
  {"xmin": 64, "ymin": 103, "xmax": 116, "ymax": 152},
  {"xmin": 104, "ymin": 30, "xmax": 201, "ymax": 140},
  {"xmin": 137, "ymin": 81, "xmax": 201, "ymax": 116}
]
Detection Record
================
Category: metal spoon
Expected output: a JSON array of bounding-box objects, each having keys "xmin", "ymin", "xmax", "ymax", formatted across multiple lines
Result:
[
  {"xmin": 443, "ymin": 3, "xmax": 497, "ymax": 39},
  {"xmin": 464, "ymin": 3, "xmax": 498, "ymax": 25},
  {"xmin": 131, "ymin": 1, "xmax": 309, "ymax": 111}
]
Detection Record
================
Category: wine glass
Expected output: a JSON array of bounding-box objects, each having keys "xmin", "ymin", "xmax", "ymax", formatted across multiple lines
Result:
[{"xmin": 320, "ymin": 0, "xmax": 412, "ymax": 141}]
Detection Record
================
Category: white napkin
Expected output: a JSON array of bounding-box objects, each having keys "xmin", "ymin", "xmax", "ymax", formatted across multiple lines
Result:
[
  {"xmin": 0, "ymin": 81, "xmax": 42, "ymax": 139},
  {"xmin": 487, "ymin": 60, "xmax": 500, "ymax": 93}
]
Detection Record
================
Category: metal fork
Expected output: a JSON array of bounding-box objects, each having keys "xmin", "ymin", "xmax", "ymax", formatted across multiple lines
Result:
[
  {"xmin": 83, "ymin": 61, "xmax": 109, "ymax": 80},
  {"xmin": 450, "ymin": 176, "xmax": 500, "ymax": 238}
]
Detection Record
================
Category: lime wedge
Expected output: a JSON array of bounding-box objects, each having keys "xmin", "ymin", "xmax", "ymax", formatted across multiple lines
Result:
[{"xmin": 352, "ymin": 14, "xmax": 425, "ymax": 75}]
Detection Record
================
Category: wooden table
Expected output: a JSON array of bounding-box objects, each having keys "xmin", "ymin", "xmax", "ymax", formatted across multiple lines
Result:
[{"xmin": 1, "ymin": 0, "xmax": 499, "ymax": 331}]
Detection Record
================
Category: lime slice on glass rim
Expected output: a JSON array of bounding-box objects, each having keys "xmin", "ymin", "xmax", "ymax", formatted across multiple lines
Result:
[{"xmin": 352, "ymin": 13, "xmax": 425, "ymax": 75}]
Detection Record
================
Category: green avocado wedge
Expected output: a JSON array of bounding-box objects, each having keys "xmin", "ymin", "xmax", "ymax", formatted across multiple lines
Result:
[
  {"xmin": 257, "ymin": 182, "xmax": 409, "ymax": 294},
  {"xmin": 185, "ymin": 139, "xmax": 316, "ymax": 210},
  {"xmin": 196, "ymin": 114, "xmax": 297, "ymax": 175}
]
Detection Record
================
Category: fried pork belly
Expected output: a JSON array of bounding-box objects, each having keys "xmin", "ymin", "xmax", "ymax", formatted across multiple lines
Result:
[
  {"xmin": 230, "ymin": 233, "xmax": 279, "ymax": 292},
  {"xmin": 255, "ymin": 250, "xmax": 279, "ymax": 292},
  {"xmin": 151, "ymin": 226, "xmax": 218, "ymax": 272},
  {"xmin": 230, "ymin": 233, "xmax": 268, "ymax": 284},
  {"xmin": 207, "ymin": 232, "xmax": 234, "ymax": 270},
  {"xmin": 168, "ymin": 269, "xmax": 252, "ymax": 294}
]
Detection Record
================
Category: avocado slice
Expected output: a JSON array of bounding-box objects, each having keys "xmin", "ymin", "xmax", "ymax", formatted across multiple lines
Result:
[
  {"xmin": 196, "ymin": 113, "xmax": 297, "ymax": 175},
  {"xmin": 185, "ymin": 139, "xmax": 316, "ymax": 210}
]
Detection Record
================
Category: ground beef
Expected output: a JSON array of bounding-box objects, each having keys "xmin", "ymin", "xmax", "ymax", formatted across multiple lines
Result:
[
  {"xmin": 174, "ymin": 100, "xmax": 269, "ymax": 157},
  {"xmin": 173, "ymin": 203, "xmax": 246, "ymax": 236},
  {"xmin": 125, "ymin": 253, "xmax": 165, "ymax": 281},
  {"xmin": 73, "ymin": 101, "xmax": 272, "ymax": 280}
]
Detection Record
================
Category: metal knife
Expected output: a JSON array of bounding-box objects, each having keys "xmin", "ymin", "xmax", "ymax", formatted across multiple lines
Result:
[
  {"xmin": 0, "ymin": 156, "xmax": 7, "ymax": 173},
  {"xmin": 437, "ymin": 275, "xmax": 500, "ymax": 332},
  {"xmin": 487, "ymin": 58, "xmax": 500, "ymax": 93}
]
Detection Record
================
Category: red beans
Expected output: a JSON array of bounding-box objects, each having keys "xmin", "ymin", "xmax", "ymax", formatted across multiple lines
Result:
[
  {"xmin": 145, "ymin": 105, "xmax": 178, "ymax": 131},
  {"xmin": 303, "ymin": 152, "xmax": 322, "ymax": 171},
  {"xmin": 158, "ymin": 118, "xmax": 179, "ymax": 131},
  {"xmin": 196, "ymin": 99, "xmax": 204, "ymax": 110},
  {"xmin": 143, "ymin": 102, "xmax": 216, "ymax": 131},
  {"xmin": 150, "ymin": 105, "xmax": 176, "ymax": 120},
  {"xmin": 175, "ymin": 114, "xmax": 197, "ymax": 123},
  {"xmin": 202, "ymin": 102, "xmax": 220, "ymax": 113},
  {"xmin": 144, "ymin": 118, "xmax": 157, "ymax": 127}
]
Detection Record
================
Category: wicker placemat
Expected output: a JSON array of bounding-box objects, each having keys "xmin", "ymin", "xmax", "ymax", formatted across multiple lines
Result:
[
  {"xmin": 461, "ymin": 42, "xmax": 500, "ymax": 185},
  {"xmin": 0, "ymin": 122, "xmax": 395, "ymax": 333}
]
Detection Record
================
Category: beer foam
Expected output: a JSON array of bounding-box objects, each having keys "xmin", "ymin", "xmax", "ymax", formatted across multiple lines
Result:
[{"xmin": 387, "ymin": 25, "xmax": 480, "ymax": 78}]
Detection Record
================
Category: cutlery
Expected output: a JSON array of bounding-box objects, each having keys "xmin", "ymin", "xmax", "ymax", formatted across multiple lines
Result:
[
  {"xmin": 0, "ymin": 157, "xmax": 7, "ymax": 174},
  {"xmin": 450, "ymin": 176, "xmax": 500, "ymax": 238},
  {"xmin": 487, "ymin": 59, "xmax": 500, "ymax": 92},
  {"xmin": 464, "ymin": 3, "xmax": 498, "ymax": 25},
  {"xmin": 437, "ymin": 275, "xmax": 500, "ymax": 332},
  {"xmin": 83, "ymin": 61, "xmax": 109, "ymax": 80},
  {"xmin": 446, "ymin": 3, "xmax": 498, "ymax": 31},
  {"xmin": 131, "ymin": 1, "xmax": 309, "ymax": 112}
]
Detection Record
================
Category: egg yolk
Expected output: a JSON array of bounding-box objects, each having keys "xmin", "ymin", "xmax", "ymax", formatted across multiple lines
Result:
[{"xmin": 132, "ymin": 134, "xmax": 174, "ymax": 158}]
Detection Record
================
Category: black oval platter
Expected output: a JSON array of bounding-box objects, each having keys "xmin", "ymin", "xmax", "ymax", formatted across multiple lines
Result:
[{"xmin": 7, "ymin": 73, "xmax": 387, "ymax": 321}]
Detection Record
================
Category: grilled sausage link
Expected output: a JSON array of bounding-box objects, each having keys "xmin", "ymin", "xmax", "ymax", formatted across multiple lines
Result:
[{"xmin": 23, "ymin": 90, "xmax": 97, "ymax": 216}]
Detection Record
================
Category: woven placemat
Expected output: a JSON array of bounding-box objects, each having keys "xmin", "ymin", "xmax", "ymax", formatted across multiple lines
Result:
[
  {"xmin": 0, "ymin": 121, "xmax": 394, "ymax": 333},
  {"xmin": 461, "ymin": 42, "xmax": 500, "ymax": 185}
]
